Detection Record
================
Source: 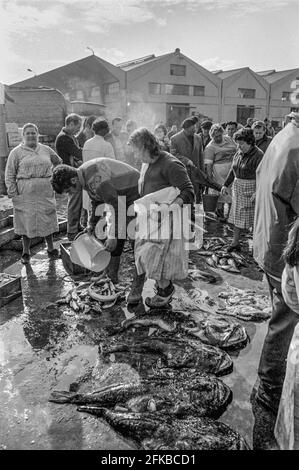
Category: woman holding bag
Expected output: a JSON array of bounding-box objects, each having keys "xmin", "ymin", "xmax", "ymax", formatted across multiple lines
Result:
[{"xmin": 128, "ymin": 128, "xmax": 194, "ymax": 308}]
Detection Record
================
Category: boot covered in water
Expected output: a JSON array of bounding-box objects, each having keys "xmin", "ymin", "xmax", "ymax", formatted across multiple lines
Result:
[
  {"xmin": 106, "ymin": 256, "xmax": 121, "ymax": 284},
  {"xmin": 127, "ymin": 269, "xmax": 146, "ymax": 305}
]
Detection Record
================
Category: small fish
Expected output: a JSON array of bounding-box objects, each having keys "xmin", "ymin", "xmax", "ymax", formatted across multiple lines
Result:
[
  {"xmin": 119, "ymin": 316, "xmax": 177, "ymax": 333},
  {"xmin": 197, "ymin": 250, "xmax": 214, "ymax": 257},
  {"xmin": 211, "ymin": 254, "xmax": 219, "ymax": 265},
  {"xmin": 227, "ymin": 259, "xmax": 239, "ymax": 270},
  {"xmin": 218, "ymin": 258, "xmax": 228, "ymax": 266},
  {"xmin": 70, "ymin": 300, "xmax": 80, "ymax": 311},
  {"xmin": 206, "ymin": 257, "xmax": 216, "ymax": 268}
]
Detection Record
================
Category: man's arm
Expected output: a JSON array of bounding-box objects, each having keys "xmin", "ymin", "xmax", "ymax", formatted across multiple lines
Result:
[
  {"xmin": 164, "ymin": 159, "xmax": 195, "ymax": 205},
  {"xmin": 56, "ymin": 135, "xmax": 82, "ymax": 165},
  {"xmin": 96, "ymin": 180, "xmax": 127, "ymax": 240}
]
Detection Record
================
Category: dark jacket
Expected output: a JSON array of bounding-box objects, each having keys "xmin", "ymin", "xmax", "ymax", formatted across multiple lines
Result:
[
  {"xmin": 253, "ymin": 123, "xmax": 299, "ymax": 278},
  {"xmin": 170, "ymin": 130, "xmax": 203, "ymax": 170},
  {"xmin": 256, "ymin": 135, "xmax": 272, "ymax": 154},
  {"xmin": 55, "ymin": 128, "xmax": 82, "ymax": 167},
  {"xmin": 224, "ymin": 145, "xmax": 264, "ymax": 187},
  {"xmin": 140, "ymin": 151, "xmax": 194, "ymax": 205}
]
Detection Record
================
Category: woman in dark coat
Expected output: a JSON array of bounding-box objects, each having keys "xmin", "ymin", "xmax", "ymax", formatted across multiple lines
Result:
[{"xmin": 221, "ymin": 128, "xmax": 264, "ymax": 252}]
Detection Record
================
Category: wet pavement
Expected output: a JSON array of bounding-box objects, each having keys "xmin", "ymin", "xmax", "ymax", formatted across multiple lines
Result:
[{"xmin": 0, "ymin": 217, "xmax": 277, "ymax": 450}]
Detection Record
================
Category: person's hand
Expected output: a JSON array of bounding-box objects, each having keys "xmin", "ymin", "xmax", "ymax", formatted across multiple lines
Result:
[
  {"xmin": 221, "ymin": 186, "xmax": 229, "ymax": 197},
  {"xmin": 250, "ymin": 193, "xmax": 256, "ymax": 203},
  {"xmin": 104, "ymin": 238, "xmax": 117, "ymax": 252},
  {"xmin": 171, "ymin": 196, "xmax": 184, "ymax": 208}
]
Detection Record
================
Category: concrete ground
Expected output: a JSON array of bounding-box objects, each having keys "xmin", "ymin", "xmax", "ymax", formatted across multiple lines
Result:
[{"xmin": 0, "ymin": 214, "xmax": 278, "ymax": 450}]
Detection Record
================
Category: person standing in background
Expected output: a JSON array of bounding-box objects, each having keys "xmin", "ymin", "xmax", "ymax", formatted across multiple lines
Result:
[
  {"xmin": 81, "ymin": 119, "xmax": 115, "ymax": 227},
  {"xmin": 225, "ymin": 121, "xmax": 238, "ymax": 142},
  {"xmin": 198, "ymin": 120, "xmax": 213, "ymax": 151},
  {"xmin": 253, "ymin": 113, "xmax": 299, "ymax": 415},
  {"xmin": 121, "ymin": 119, "xmax": 138, "ymax": 167},
  {"xmin": 170, "ymin": 118, "xmax": 203, "ymax": 203},
  {"xmin": 245, "ymin": 117, "xmax": 254, "ymax": 129},
  {"xmin": 55, "ymin": 113, "xmax": 83, "ymax": 240},
  {"xmin": 105, "ymin": 117, "xmax": 126, "ymax": 162},
  {"xmin": 167, "ymin": 124, "xmax": 178, "ymax": 140},
  {"xmin": 204, "ymin": 124, "xmax": 237, "ymax": 221},
  {"xmin": 252, "ymin": 121, "xmax": 272, "ymax": 153},
  {"xmin": 5, "ymin": 123, "xmax": 62, "ymax": 264},
  {"xmin": 264, "ymin": 118, "xmax": 275, "ymax": 137},
  {"xmin": 77, "ymin": 115, "xmax": 97, "ymax": 148},
  {"xmin": 154, "ymin": 124, "xmax": 170, "ymax": 152}
]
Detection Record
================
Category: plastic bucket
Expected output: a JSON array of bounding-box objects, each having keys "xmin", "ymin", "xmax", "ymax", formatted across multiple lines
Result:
[
  {"xmin": 70, "ymin": 233, "xmax": 111, "ymax": 272},
  {"xmin": 202, "ymin": 194, "xmax": 219, "ymax": 213}
]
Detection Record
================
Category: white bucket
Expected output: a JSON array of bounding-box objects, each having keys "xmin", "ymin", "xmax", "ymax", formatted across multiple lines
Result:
[{"xmin": 70, "ymin": 233, "xmax": 111, "ymax": 272}]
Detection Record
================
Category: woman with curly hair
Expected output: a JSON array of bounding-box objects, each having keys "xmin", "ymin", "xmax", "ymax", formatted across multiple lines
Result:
[
  {"xmin": 129, "ymin": 127, "xmax": 194, "ymax": 308},
  {"xmin": 154, "ymin": 124, "xmax": 170, "ymax": 152},
  {"xmin": 221, "ymin": 128, "xmax": 264, "ymax": 251}
]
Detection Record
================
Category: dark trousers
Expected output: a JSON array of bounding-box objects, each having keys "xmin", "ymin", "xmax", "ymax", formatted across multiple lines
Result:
[
  {"xmin": 258, "ymin": 273, "xmax": 299, "ymax": 400},
  {"xmin": 67, "ymin": 190, "xmax": 82, "ymax": 234}
]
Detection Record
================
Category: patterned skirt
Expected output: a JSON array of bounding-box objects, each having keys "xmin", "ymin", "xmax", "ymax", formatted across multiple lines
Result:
[{"xmin": 228, "ymin": 178, "xmax": 256, "ymax": 229}]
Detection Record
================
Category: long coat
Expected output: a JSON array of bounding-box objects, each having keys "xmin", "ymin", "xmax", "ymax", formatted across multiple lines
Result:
[{"xmin": 170, "ymin": 130, "xmax": 203, "ymax": 171}]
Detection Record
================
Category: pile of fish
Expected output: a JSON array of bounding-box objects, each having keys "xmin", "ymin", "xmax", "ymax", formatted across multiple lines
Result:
[
  {"xmin": 114, "ymin": 310, "xmax": 248, "ymax": 351},
  {"xmin": 55, "ymin": 277, "xmax": 125, "ymax": 314},
  {"xmin": 101, "ymin": 337, "xmax": 234, "ymax": 376},
  {"xmin": 49, "ymin": 367, "xmax": 248, "ymax": 449},
  {"xmin": 198, "ymin": 237, "xmax": 248, "ymax": 274},
  {"xmin": 217, "ymin": 286, "xmax": 271, "ymax": 322}
]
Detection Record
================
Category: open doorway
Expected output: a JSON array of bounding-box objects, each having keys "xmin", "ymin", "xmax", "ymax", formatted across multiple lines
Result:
[{"xmin": 236, "ymin": 105, "xmax": 255, "ymax": 125}]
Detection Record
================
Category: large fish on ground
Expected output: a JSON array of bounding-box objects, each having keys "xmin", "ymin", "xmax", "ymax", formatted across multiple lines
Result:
[
  {"xmin": 76, "ymin": 408, "xmax": 249, "ymax": 450},
  {"xmin": 100, "ymin": 337, "xmax": 233, "ymax": 376},
  {"xmin": 49, "ymin": 372, "xmax": 232, "ymax": 419}
]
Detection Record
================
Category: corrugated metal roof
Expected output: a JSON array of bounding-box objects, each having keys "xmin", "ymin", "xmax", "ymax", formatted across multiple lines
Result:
[
  {"xmin": 261, "ymin": 69, "xmax": 299, "ymax": 83},
  {"xmin": 118, "ymin": 53, "xmax": 172, "ymax": 71}
]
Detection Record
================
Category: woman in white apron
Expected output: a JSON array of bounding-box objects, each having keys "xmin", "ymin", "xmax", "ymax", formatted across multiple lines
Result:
[{"xmin": 5, "ymin": 123, "xmax": 62, "ymax": 264}]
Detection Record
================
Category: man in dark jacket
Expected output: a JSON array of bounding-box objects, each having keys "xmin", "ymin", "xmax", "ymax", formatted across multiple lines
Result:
[
  {"xmin": 253, "ymin": 116, "xmax": 299, "ymax": 414},
  {"xmin": 55, "ymin": 113, "xmax": 83, "ymax": 240},
  {"xmin": 170, "ymin": 118, "xmax": 204, "ymax": 203}
]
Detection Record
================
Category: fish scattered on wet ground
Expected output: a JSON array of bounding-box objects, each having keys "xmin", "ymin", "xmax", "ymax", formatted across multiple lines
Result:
[
  {"xmin": 217, "ymin": 285, "xmax": 271, "ymax": 322},
  {"xmin": 49, "ymin": 371, "xmax": 232, "ymax": 419},
  {"xmin": 76, "ymin": 408, "xmax": 249, "ymax": 450},
  {"xmin": 198, "ymin": 237, "xmax": 251, "ymax": 274},
  {"xmin": 100, "ymin": 337, "xmax": 233, "ymax": 376}
]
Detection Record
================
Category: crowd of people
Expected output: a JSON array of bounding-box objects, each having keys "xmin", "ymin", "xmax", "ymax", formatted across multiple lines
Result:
[{"xmin": 4, "ymin": 109, "xmax": 299, "ymax": 448}]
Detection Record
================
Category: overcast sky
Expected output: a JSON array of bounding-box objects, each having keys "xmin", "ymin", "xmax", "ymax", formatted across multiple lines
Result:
[{"xmin": 1, "ymin": 0, "xmax": 299, "ymax": 84}]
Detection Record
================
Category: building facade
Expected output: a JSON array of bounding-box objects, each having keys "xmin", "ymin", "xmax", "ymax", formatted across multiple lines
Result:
[
  {"xmin": 215, "ymin": 68, "xmax": 270, "ymax": 125},
  {"xmin": 118, "ymin": 49, "xmax": 221, "ymax": 127},
  {"xmin": 257, "ymin": 68, "xmax": 299, "ymax": 127}
]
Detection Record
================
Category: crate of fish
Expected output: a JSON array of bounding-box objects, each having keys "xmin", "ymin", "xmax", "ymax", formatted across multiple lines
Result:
[
  {"xmin": 60, "ymin": 241, "xmax": 90, "ymax": 275},
  {"xmin": 0, "ymin": 272, "xmax": 22, "ymax": 308}
]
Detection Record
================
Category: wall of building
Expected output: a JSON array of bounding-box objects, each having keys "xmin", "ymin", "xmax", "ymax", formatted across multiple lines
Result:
[
  {"xmin": 269, "ymin": 69, "xmax": 299, "ymax": 124},
  {"xmin": 125, "ymin": 54, "xmax": 221, "ymax": 126},
  {"xmin": 221, "ymin": 69, "xmax": 269, "ymax": 122},
  {"xmin": 5, "ymin": 88, "xmax": 67, "ymax": 136}
]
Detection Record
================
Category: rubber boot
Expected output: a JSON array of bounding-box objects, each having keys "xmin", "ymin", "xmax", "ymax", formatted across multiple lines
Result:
[
  {"xmin": 127, "ymin": 269, "xmax": 146, "ymax": 305},
  {"xmin": 106, "ymin": 256, "xmax": 121, "ymax": 284}
]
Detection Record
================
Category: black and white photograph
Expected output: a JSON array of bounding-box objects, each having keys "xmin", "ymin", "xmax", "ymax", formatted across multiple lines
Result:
[{"xmin": 0, "ymin": 0, "xmax": 299, "ymax": 455}]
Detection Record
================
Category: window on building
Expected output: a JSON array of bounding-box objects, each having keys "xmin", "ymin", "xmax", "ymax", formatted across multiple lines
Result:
[
  {"xmin": 76, "ymin": 90, "xmax": 84, "ymax": 100},
  {"xmin": 170, "ymin": 64, "xmax": 186, "ymax": 76},
  {"xmin": 91, "ymin": 86, "xmax": 101, "ymax": 98},
  {"xmin": 193, "ymin": 86, "xmax": 205, "ymax": 96},
  {"xmin": 165, "ymin": 84, "xmax": 189, "ymax": 96},
  {"xmin": 282, "ymin": 91, "xmax": 291, "ymax": 101},
  {"xmin": 149, "ymin": 83, "xmax": 162, "ymax": 95},
  {"xmin": 106, "ymin": 82, "xmax": 120, "ymax": 95},
  {"xmin": 238, "ymin": 88, "xmax": 256, "ymax": 99}
]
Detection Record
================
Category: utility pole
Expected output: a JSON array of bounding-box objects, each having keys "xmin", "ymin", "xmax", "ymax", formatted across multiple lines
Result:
[{"xmin": 0, "ymin": 84, "xmax": 8, "ymax": 195}]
